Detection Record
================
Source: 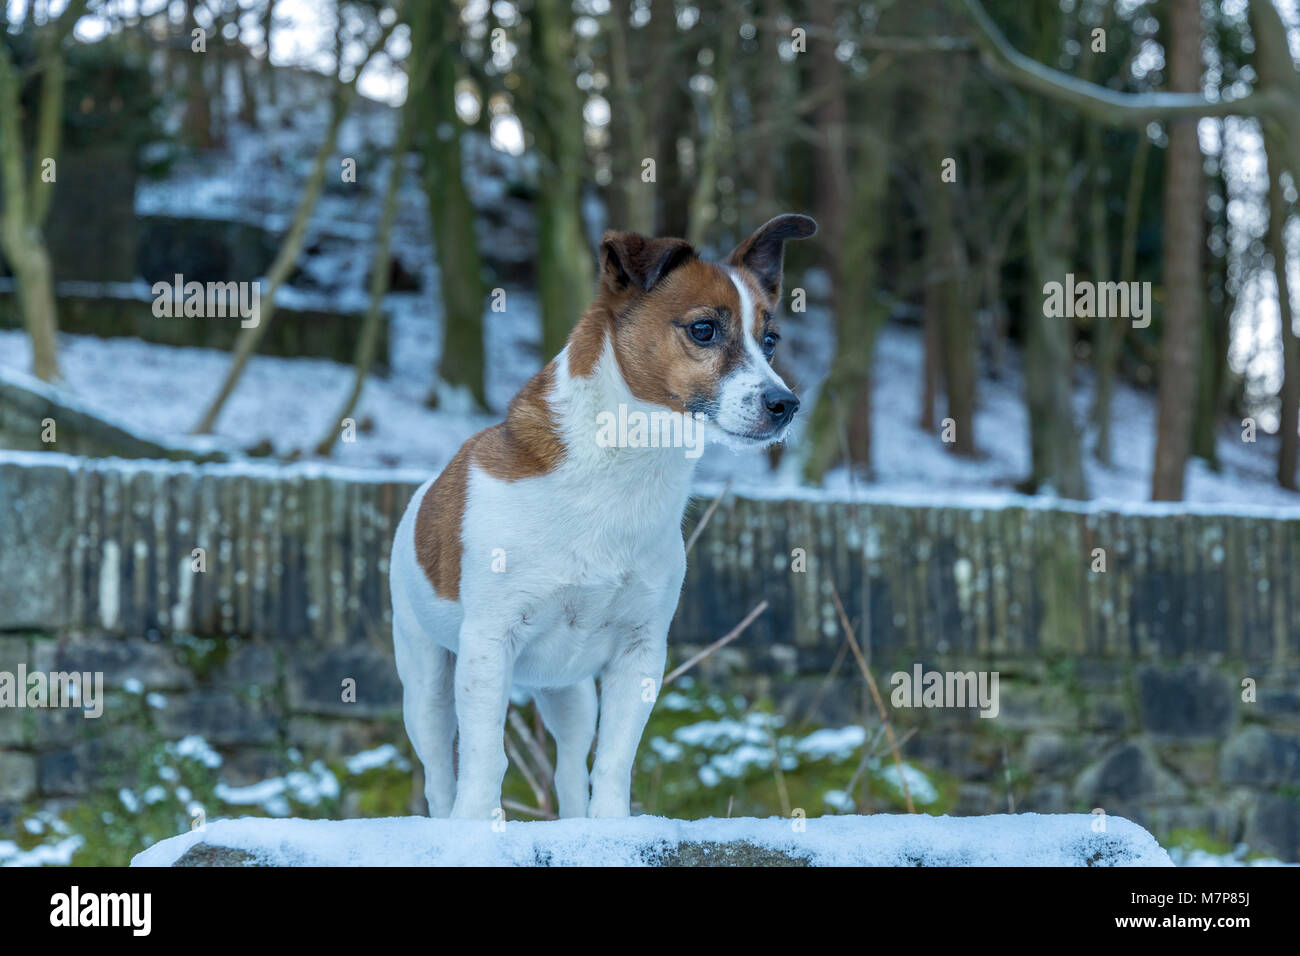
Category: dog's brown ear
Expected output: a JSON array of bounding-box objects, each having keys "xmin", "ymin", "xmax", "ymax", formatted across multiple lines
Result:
[
  {"xmin": 726, "ymin": 214, "xmax": 817, "ymax": 299},
  {"xmin": 601, "ymin": 231, "xmax": 696, "ymax": 294}
]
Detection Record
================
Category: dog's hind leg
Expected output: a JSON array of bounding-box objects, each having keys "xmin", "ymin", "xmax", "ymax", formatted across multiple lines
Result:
[
  {"xmin": 533, "ymin": 679, "xmax": 597, "ymax": 818},
  {"xmin": 395, "ymin": 615, "xmax": 458, "ymax": 816}
]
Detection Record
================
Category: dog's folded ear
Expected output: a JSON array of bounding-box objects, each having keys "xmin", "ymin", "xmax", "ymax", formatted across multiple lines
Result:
[
  {"xmin": 726, "ymin": 214, "xmax": 818, "ymax": 299},
  {"xmin": 601, "ymin": 231, "xmax": 697, "ymax": 294}
]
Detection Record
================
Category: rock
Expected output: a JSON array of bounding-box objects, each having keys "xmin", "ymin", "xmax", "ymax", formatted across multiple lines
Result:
[
  {"xmin": 174, "ymin": 844, "xmax": 263, "ymax": 867},
  {"xmin": 1221, "ymin": 726, "xmax": 1300, "ymax": 787},
  {"xmin": 1074, "ymin": 742, "xmax": 1185, "ymax": 804},
  {"xmin": 0, "ymin": 752, "xmax": 37, "ymax": 801},
  {"xmin": 286, "ymin": 647, "xmax": 402, "ymax": 718},
  {"xmin": 32, "ymin": 637, "xmax": 195, "ymax": 692},
  {"xmin": 0, "ymin": 457, "xmax": 75, "ymax": 629},
  {"xmin": 1024, "ymin": 732, "xmax": 1070, "ymax": 773},
  {"xmin": 1137, "ymin": 665, "xmax": 1235, "ymax": 738},
  {"xmin": 132, "ymin": 813, "xmax": 1173, "ymax": 867},
  {"xmin": 152, "ymin": 691, "xmax": 279, "ymax": 746},
  {"xmin": 1242, "ymin": 793, "xmax": 1300, "ymax": 861}
]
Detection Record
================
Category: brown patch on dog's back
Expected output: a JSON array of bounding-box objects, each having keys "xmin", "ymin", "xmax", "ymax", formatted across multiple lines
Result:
[
  {"xmin": 474, "ymin": 361, "xmax": 566, "ymax": 480},
  {"xmin": 414, "ymin": 362, "xmax": 566, "ymax": 600},
  {"xmin": 414, "ymin": 444, "xmax": 471, "ymax": 601}
]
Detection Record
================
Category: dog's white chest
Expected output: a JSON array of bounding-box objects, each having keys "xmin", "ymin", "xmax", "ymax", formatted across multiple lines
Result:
[
  {"xmin": 458, "ymin": 455, "xmax": 691, "ymax": 689},
  {"xmin": 509, "ymin": 573, "xmax": 662, "ymax": 688}
]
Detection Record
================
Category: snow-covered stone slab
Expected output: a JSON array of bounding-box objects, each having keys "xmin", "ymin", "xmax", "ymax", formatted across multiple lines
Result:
[{"xmin": 132, "ymin": 813, "xmax": 1172, "ymax": 867}]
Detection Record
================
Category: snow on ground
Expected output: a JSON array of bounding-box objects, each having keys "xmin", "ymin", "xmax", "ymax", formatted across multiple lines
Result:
[
  {"xmin": 130, "ymin": 812, "xmax": 1173, "ymax": 867},
  {"xmin": 826, "ymin": 319, "xmax": 1300, "ymax": 508},
  {"xmin": 6, "ymin": 311, "xmax": 1300, "ymax": 511}
]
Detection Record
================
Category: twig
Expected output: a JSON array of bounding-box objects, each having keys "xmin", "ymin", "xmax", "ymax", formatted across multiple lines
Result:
[
  {"xmin": 842, "ymin": 732, "xmax": 880, "ymax": 812},
  {"xmin": 1001, "ymin": 743, "xmax": 1016, "ymax": 813},
  {"xmin": 501, "ymin": 799, "xmax": 555, "ymax": 820},
  {"xmin": 684, "ymin": 479, "xmax": 732, "ymax": 555},
  {"xmin": 662, "ymin": 600, "xmax": 769, "ymax": 686},
  {"xmin": 799, "ymin": 620, "xmax": 853, "ymax": 728},
  {"xmin": 765, "ymin": 724, "xmax": 792, "ymax": 817},
  {"xmin": 504, "ymin": 727, "xmax": 548, "ymax": 813},
  {"xmin": 508, "ymin": 707, "xmax": 554, "ymax": 800},
  {"xmin": 829, "ymin": 581, "xmax": 914, "ymax": 813}
]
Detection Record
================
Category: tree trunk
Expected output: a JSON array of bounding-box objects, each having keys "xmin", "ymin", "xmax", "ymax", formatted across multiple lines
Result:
[
  {"xmin": 802, "ymin": 41, "xmax": 893, "ymax": 482},
  {"xmin": 316, "ymin": 94, "xmax": 413, "ymax": 456},
  {"xmin": 687, "ymin": 3, "xmax": 735, "ymax": 248},
  {"xmin": 1093, "ymin": 131, "xmax": 1149, "ymax": 464},
  {"xmin": 262, "ymin": 0, "xmax": 278, "ymax": 108},
  {"xmin": 194, "ymin": 15, "xmax": 398, "ymax": 433},
  {"xmin": 183, "ymin": 0, "xmax": 214, "ymax": 148},
  {"xmin": 1151, "ymin": 0, "xmax": 1206, "ymax": 501},
  {"xmin": 529, "ymin": 0, "xmax": 595, "ymax": 362},
  {"xmin": 0, "ymin": 22, "xmax": 74, "ymax": 382},
  {"xmin": 1268, "ymin": 137, "xmax": 1299, "ymax": 489},
  {"xmin": 1193, "ymin": 151, "xmax": 1230, "ymax": 468},
  {"xmin": 410, "ymin": 0, "xmax": 487, "ymax": 409},
  {"xmin": 0, "ymin": 225, "xmax": 61, "ymax": 381},
  {"xmin": 920, "ymin": 49, "xmax": 975, "ymax": 455},
  {"xmin": 749, "ymin": 0, "xmax": 781, "ymax": 224},
  {"xmin": 606, "ymin": 0, "xmax": 654, "ymax": 235},
  {"xmin": 1024, "ymin": 95, "xmax": 1087, "ymax": 499}
]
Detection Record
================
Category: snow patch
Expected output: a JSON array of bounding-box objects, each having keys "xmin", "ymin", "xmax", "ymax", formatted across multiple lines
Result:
[{"xmin": 130, "ymin": 813, "xmax": 1174, "ymax": 867}]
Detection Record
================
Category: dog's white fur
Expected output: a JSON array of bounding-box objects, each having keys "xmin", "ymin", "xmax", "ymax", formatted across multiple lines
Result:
[{"xmin": 390, "ymin": 219, "xmax": 811, "ymax": 819}]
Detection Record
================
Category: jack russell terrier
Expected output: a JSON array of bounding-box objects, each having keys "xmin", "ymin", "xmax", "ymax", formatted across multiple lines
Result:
[{"xmin": 389, "ymin": 213, "xmax": 817, "ymax": 818}]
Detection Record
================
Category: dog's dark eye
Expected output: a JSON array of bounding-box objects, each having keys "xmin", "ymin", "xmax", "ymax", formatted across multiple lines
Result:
[
  {"xmin": 761, "ymin": 332, "xmax": 779, "ymax": 359},
  {"xmin": 689, "ymin": 320, "xmax": 716, "ymax": 344}
]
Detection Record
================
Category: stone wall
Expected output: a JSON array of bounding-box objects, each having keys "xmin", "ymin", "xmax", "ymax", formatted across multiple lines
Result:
[
  {"xmin": 0, "ymin": 451, "xmax": 1297, "ymax": 858},
  {"xmin": 0, "ymin": 278, "xmax": 384, "ymax": 366},
  {"xmin": 0, "ymin": 368, "xmax": 233, "ymax": 462}
]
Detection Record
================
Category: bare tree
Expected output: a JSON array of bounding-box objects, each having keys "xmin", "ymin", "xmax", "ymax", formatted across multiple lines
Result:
[
  {"xmin": 316, "ymin": 79, "xmax": 415, "ymax": 456},
  {"xmin": 0, "ymin": 0, "xmax": 89, "ymax": 382},
  {"xmin": 193, "ymin": 7, "xmax": 400, "ymax": 433},
  {"xmin": 1268, "ymin": 136, "xmax": 1298, "ymax": 489},
  {"xmin": 604, "ymin": 0, "xmax": 655, "ymax": 235},
  {"xmin": 526, "ymin": 0, "xmax": 594, "ymax": 361},
  {"xmin": 1150, "ymin": 0, "xmax": 1206, "ymax": 501},
  {"xmin": 409, "ymin": 0, "xmax": 487, "ymax": 409}
]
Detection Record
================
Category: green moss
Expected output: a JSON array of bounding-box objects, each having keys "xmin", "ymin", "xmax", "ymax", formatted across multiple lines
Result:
[
  {"xmin": 1165, "ymin": 827, "xmax": 1233, "ymax": 856},
  {"xmin": 170, "ymin": 633, "xmax": 235, "ymax": 682}
]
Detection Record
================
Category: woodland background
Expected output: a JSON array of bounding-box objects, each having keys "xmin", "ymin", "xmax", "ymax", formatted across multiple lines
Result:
[{"xmin": 0, "ymin": 0, "xmax": 1299, "ymax": 504}]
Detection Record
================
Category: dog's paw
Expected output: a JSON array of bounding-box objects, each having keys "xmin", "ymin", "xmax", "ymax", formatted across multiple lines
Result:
[
  {"xmin": 450, "ymin": 795, "xmax": 503, "ymax": 819},
  {"xmin": 586, "ymin": 797, "xmax": 631, "ymax": 818}
]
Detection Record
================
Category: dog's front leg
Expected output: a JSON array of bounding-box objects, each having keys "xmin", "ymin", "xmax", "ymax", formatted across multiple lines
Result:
[
  {"xmin": 450, "ymin": 623, "xmax": 513, "ymax": 819},
  {"xmin": 588, "ymin": 630, "xmax": 668, "ymax": 818}
]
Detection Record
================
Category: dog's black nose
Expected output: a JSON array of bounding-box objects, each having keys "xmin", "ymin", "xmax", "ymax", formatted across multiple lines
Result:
[{"xmin": 762, "ymin": 387, "xmax": 799, "ymax": 428}]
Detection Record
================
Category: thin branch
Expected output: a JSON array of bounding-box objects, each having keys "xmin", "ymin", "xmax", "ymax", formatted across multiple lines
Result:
[
  {"xmin": 503, "ymin": 729, "xmax": 548, "ymax": 812},
  {"xmin": 662, "ymin": 600, "xmax": 769, "ymax": 687},
  {"xmin": 508, "ymin": 706, "xmax": 555, "ymax": 795},
  {"xmin": 955, "ymin": 0, "xmax": 1280, "ymax": 126},
  {"xmin": 501, "ymin": 798, "xmax": 556, "ymax": 820},
  {"xmin": 684, "ymin": 479, "xmax": 731, "ymax": 555},
  {"xmin": 828, "ymin": 581, "xmax": 914, "ymax": 813}
]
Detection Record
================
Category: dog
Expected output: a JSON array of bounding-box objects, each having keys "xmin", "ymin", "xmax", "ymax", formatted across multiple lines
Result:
[{"xmin": 389, "ymin": 213, "xmax": 817, "ymax": 818}]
